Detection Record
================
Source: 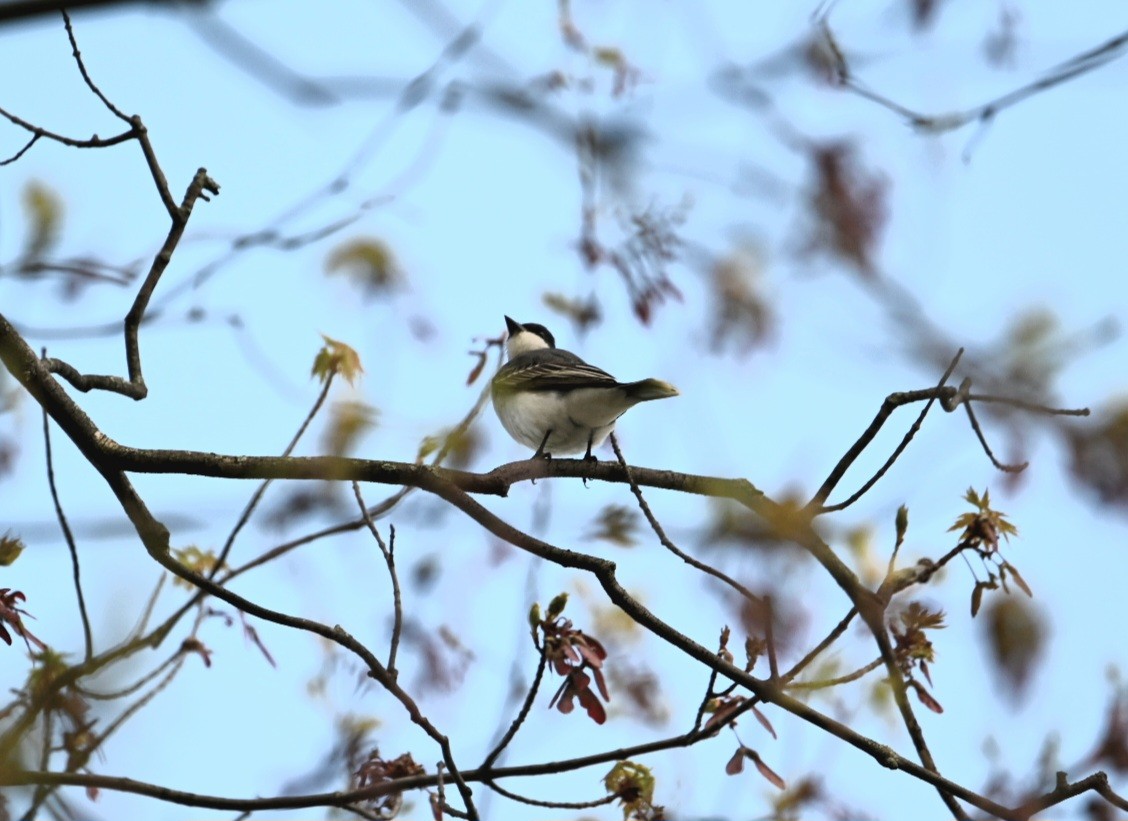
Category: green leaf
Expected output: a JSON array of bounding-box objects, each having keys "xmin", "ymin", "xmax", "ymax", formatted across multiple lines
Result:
[
  {"xmin": 0, "ymin": 532, "xmax": 24, "ymax": 566},
  {"xmin": 546, "ymin": 592, "xmax": 569, "ymax": 620},
  {"xmin": 311, "ymin": 334, "xmax": 364, "ymax": 385},
  {"xmin": 895, "ymin": 505, "xmax": 909, "ymax": 543},
  {"xmin": 604, "ymin": 760, "xmax": 656, "ymax": 820}
]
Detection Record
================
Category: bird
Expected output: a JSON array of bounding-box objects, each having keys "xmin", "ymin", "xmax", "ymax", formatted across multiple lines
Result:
[{"xmin": 491, "ymin": 315, "xmax": 679, "ymax": 460}]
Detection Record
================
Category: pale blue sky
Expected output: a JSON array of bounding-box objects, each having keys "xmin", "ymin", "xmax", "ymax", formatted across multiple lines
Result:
[{"xmin": 2, "ymin": 1, "xmax": 1127, "ymax": 819}]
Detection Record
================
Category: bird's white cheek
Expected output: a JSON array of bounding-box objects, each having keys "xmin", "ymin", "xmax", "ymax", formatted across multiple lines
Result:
[{"xmin": 506, "ymin": 332, "xmax": 550, "ymax": 358}]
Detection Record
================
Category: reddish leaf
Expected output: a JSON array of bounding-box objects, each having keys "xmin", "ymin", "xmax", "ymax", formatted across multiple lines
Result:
[
  {"xmin": 920, "ymin": 660, "xmax": 933, "ymax": 688},
  {"xmin": 0, "ymin": 588, "xmax": 46, "ymax": 651},
  {"xmin": 181, "ymin": 638, "xmax": 213, "ymax": 668},
  {"xmin": 579, "ymin": 686, "xmax": 607, "ymax": 724},
  {"xmin": 1003, "ymin": 562, "xmax": 1033, "ymax": 598},
  {"xmin": 747, "ymin": 749, "xmax": 787, "ymax": 790},
  {"xmin": 633, "ymin": 297, "xmax": 652, "ymax": 325},
  {"xmin": 576, "ymin": 640, "xmax": 606, "ymax": 669},
  {"xmin": 242, "ymin": 620, "xmax": 277, "ymax": 668},
  {"xmin": 591, "ymin": 665, "xmax": 610, "ymax": 701},
  {"xmin": 703, "ymin": 696, "xmax": 746, "ymax": 733},
  {"xmin": 466, "ymin": 352, "xmax": 487, "ymax": 386},
  {"xmin": 751, "ymin": 704, "xmax": 777, "ymax": 740},
  {"xmin": 910, "ymin": 680, "xmax": 944, "ymax": 714},
  {"xmin": 554, "ymin": 688, "xmax": 575, "ymax": 714}
]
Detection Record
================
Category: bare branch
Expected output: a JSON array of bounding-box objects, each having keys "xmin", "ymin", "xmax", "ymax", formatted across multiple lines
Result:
[
  {"xmin": 41, "ymin": 389, "xmax": 93, "ymax": 661},
  {"xmin": 811, "ymin": 349, "xmax": 963, "ymax": 512},
  {"xmin": 481, "ymin": 649, "xmax": 547, "ymax": 771},
  {"xmin": 352, "ymin": 482, "xmax": 404, "ymax": 676},
  {"xmin": 817, "ymin": 18, "xmax": 1128, "ymax": 138},
  {"xmin": 609, "ymin": 432, "xmax": 765, "ymax": 607}
]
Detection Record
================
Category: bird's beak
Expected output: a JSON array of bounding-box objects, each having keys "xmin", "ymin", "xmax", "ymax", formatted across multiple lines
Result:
[{"xmin": 504, "ymin": 316, "xmax": 523, "ymax": 336}]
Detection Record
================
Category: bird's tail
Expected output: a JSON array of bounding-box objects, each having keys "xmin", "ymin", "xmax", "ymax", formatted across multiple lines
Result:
[{"xmin": 623, "ymin": 378, "xmax": 680, "ymax": 401}]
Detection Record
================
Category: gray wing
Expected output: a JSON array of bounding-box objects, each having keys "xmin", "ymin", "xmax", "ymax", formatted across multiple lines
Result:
[{"xmin": 493, "ymin": 349, "xmax": 620, "ymax": 393}]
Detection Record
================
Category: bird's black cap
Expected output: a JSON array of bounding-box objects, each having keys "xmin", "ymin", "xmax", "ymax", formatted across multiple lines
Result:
[{"xmin": 503, "ymin": 316, "xmax": 555, "ymax": 348}]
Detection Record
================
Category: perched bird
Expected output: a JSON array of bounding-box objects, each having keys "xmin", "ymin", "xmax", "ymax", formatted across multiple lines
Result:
[{"xmin": 491, "ymin": 316, "xmax": 679, "ymax": 459}]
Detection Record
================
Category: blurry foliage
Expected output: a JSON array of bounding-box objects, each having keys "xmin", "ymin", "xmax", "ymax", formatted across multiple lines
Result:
[
  {"xmin": 908, "ymin": 0, "xmax": 945, "ymax": 32},
  {"xmin": 703, "ymin": 493, "xmax": 816, "ymax": 562},
  {"xmin": 325, "ymin": 237, "xmax": 403, "ymax": 298},
  {"xmin": 999, "ymin": 309, "xmax": 1067, "ymax": 397},
  {"xmin": 322, "ymin": 400, "xmax": 378, "ymax": 457},
  {"xmin": 261, "ymin": 484, "xmax": 343, "ymax": 531},
  {"xmin": 400, "ymin": 618, "xmax": 474, "ymax": 695},
  {"xmin": 983, "ymin": 7, "xmax": 1021, "ymax": 68},
  {"xmin": 1069, "ymin": 400, "xmax": 1128, "ymax": 508},
  {"xmin": 542, "ymin": 291, "xmax": 602, "ymax": 336},
  {"xmin": 844, "ymin": 524, "xmax": 884, "ymax": 589},
  {"xmin": 171, "ymin": 545, "xmax": 225, "ymax": 587},
  {"xmin": 802, "ymin": 141, "xmax": 889, "ymax": 276},
  {"xmin": 0, "ymin": 437, "xmax": 16, "ymax": 478},
  {"xmin": 770, "ymin": 777, "xmax": 832, "ymax": 821},
  {"xmin": 1086, "ymin": 683, "xmax": 1128, "ymax": 777},
  {"xmin": 608, "ymin": 664, "xmax": 668, "ymax": 727},
  {"xmin": 708, "ymin": 242, "xmax": 774, "ymax": 354},
  {"xmin": 980, "ymin": 596, "xmax": 1047, "ymax": 704},
  {"xmin": 727, "ymin": 586, "xmax": 805, "ymax": 658},
  {"xmin": 586, "ymin": 503, "xmax": 640, "ymax": 547},
  {"xmin": 278, "ymin": 712, "xmax": 380, "ymax": 796},
  {"xmin": 417, "ymin": 424, "xmax": 482, "ymax": 469},
  {"xmin": 20, "ymin": 180, "xmax": 63, "ymax": 259}
]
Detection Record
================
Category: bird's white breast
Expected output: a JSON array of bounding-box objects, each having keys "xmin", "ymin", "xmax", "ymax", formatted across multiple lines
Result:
[{"xmin": 493, "ymin": 389, "xmax": 620, "ymax": 456}]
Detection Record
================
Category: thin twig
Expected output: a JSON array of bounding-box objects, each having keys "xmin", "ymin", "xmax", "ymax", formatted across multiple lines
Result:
[
  {"xmin": 788, "ymin": 657, "xmax": 883, "ymax": 690},
  {"xmin": 75, "ymin": 651, "xmax": 181, "ymax": 701},
  {"xmin": 352, "ymin": 481, "xmax": 404, "ymax": 675},
  {"xmin": 212, "ymin": 372, "xmax": 336, "ymax": 576},
  {"xmin": 812, "ymin": 349, "xmax": 963, "ymax": 512},
  {"xmin": 0, "ymin": 133, "xmax": 39, "ymax": 165},
  {"xmin": 818, "ymin": 17, "xmax": 1128, "ymax": 138},
  {"xmin": 963, "ymin": 400, "xmax": 1027, "ymax": 473},
  {"xmin": 481, "ymin": 649, "xmax": 548, "ymax": 771},
  {"xmin": 42, "ymin": 394, "xmax": 93, "ymax": 661},
  {"xmin": 43, "ymin": 169, "xmax": 219, "ymax": 397},
  {"xmin": 223, "ymin": 349, "xmax": 500, "ymax": 581},
  {"xmin": 692, "ymin": 666, "xmax": 721, "ymax": 731},
  {"xmin": 968, "ymin": 392, "xmax": 1090, "ymax": 416},
  {"xmin": 60, "ymin": 9, "xmax": 129, "ymax": 121},
  {"xmin": 609, "ymin": 432, "xmax": 764, "ymax": 607},
  {"xmin": 21, "ymin": 709, "xmax": 55, "ymax": 821},
  {"xmin": 782, "ymin": 607, "xmax": 857, "ymax": 684},
  {"xmin": 764, "ymin": 594, "xmax": 779, "ymax": 681},
  {"xmin": 484, "ymin": 780, "xmax": 616, "ymax": 810}
]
